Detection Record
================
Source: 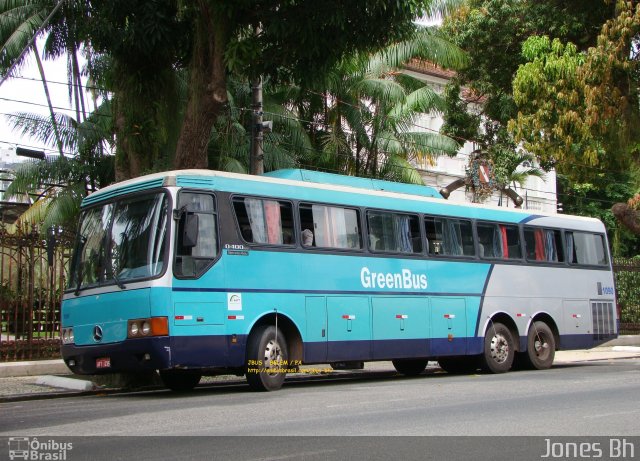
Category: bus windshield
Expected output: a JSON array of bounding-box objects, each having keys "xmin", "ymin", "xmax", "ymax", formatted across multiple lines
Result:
[{"xmin": 68, "ymin": 192, "xmax": 169, "ymax": 291}]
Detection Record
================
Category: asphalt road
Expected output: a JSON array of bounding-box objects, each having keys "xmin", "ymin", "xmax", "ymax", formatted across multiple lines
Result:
[{"xmin": 1, "ymin": 360, "xmax": 639, "ymax": 460}]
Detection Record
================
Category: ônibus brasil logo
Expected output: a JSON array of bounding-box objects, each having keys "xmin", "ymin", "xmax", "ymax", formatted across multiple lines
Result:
[{"xmin": 8, "ymin": 437, "xmax": 73, "ymax": 461}]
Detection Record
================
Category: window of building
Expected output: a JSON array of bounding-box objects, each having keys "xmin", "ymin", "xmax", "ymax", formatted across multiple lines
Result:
[
  {"xmin": 299, "ymin": 203, "xmax": 361, "ymax": 250},
  {"xmin": 425, "ymin": 216, "xmax": 475, "ymax": 257},
  {"xmin": 367, "ymin": 211, "xmax": 422, "ymax": 254}
]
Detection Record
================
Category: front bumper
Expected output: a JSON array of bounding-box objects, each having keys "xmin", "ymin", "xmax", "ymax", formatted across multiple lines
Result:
[{"xmin": 61, "ymin": 336, "xmax": 171, "ymax": 375}]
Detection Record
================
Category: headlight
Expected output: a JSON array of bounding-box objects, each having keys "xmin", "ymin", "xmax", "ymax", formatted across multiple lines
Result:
[
  {"xmin": 127, "ymin": 317, "xmax": 168, "ymax": 338},
  {"xmin": 61, "ymin": 327, "xmax": 74, "ymax": 344}
]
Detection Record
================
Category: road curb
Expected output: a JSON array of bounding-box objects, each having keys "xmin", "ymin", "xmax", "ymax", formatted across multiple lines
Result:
[
  {"xmin": 0, "ymin": 359, "xmax": 70, "ymax": 378},
  {"xmin": 35, "ymin": 375, "xmax": 95, "ymax": 391}
]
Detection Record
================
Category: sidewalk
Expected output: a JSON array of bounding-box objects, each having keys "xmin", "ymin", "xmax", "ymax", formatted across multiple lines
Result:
[{"xmin": 1, "ymin": 338, "xmax": 639, "ymax": 402}]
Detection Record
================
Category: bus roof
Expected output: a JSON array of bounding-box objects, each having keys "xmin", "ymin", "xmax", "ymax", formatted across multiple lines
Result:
[
  {"xmin": 263, "ymin": 169, "xmax": 442, "ymax": 199},
  {"xmin": 81, "ymin": 168, "xmax": 603, "ymax": 231}
]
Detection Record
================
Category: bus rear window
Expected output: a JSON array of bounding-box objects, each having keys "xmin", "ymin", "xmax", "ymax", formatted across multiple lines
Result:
[{"xmin": 566, "ymin": 232, "xmax": 608, "ymax": 266}]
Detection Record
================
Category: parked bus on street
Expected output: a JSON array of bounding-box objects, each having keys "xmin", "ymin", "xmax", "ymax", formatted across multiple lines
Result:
[{"xmin": 61, "ymin": 169, "xmax": 618, "ymax": 391}]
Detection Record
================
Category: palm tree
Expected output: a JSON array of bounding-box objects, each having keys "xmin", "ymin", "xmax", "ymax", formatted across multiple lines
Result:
[
  {"xmin": 300, "ymin": 25, "xmax": 466, "ymax": 183},
  {"xmin": 208, "ymin": 25, "xmax": 466, "ymax": 183},
  {"xmin": 3, "ymin": 101, "xmax": 115, "ymax": 230},
  {"xmin": 0, "ymin": 1, "xmax": 90, "ymax": 153}
]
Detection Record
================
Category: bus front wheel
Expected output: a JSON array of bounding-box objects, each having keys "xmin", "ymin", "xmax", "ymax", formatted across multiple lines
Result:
[
  {"xmin": 481, "ymin": 322, "xmax": 515, "ymax": 373},
  {"xmin": 392, "ymin": 359, "xmax": 428, "ymax": 376},
  {"xmin": 246, "ymin": 325, "xmax": 288, "ymax": 391},
  {"xmin": 524, "ymin": 321, "xmax": 556, "ymax": 370}
]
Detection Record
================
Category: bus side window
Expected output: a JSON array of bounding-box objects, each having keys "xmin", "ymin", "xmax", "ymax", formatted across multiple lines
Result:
[
  {"xmin": 232, "ymin": 197, "xmax": 294, "ymax": 245},
  {"xmin": 299, "ymin": 203, "xmax": 361, "ymax": 250},
  {"xmin": 425, "ymin": 216, "xmax": 474, "ymax": 257},
  {"xmin": 477, "ymin": 222, "xmax": 522, "ymax": 260},
  {"xmin": 174, "ymin": 192, "xmax": 218, "ymax": 278},
  {"xmin": 524, "ymin": 227, "xmax": 563, "ymax": 263},
  {"xmin": 366, "ymin": 211, "xmax": 421, "ymax": 254}
]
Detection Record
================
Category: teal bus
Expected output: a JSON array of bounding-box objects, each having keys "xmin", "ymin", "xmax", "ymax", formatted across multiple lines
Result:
[{"xmin": 61, "ymin": 169, "xmax": 618, "ymax": 391}]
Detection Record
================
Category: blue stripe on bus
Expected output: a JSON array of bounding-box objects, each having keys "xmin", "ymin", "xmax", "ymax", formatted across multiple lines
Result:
[
  {"xmin": 171, "ymin": 287, "xmax": 481, "ymax": 297},
  {"xmin": 475, "ymin": 264, "xmax": 495, "ymax": 336},
  {"xmin": 519, "ymin": 214, "xmax": 545, "ymax": 224}
]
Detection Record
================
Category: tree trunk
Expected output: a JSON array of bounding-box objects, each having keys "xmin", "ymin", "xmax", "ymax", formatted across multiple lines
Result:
[
  {"xmin": 174, "ymin": 3, "xmax": 228, "ymax": 170},
  {"xmin": 33, "ymin": 43, "xmax": 64, "ymax": 157}
]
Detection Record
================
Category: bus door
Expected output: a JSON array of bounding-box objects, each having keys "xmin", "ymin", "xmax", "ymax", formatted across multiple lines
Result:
[
  {"xmin": 430, "ymin": 297, "xmax": 467, "ymax": 355},
  {"xmin": 326, "ymin": 296, "xmax": 371, "ymax": 361},
  {"xmin": 171, "ymin": 190, "xmax": 227, "ymax": 366}
]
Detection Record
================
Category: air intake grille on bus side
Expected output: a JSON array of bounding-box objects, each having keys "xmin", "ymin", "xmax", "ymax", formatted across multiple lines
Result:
[{"xmin": 592, "ymin": 301, "xmax": 616, "ymax": 341}]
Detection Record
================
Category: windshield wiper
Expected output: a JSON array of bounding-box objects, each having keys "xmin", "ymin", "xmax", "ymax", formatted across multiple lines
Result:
[{"xmin": 112, "ymin": 270, "xmax": 126, "ymax": 290}]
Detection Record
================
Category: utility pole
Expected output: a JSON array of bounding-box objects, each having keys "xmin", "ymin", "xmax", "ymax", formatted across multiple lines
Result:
[
  {"xmin": 249, "ymin": 76, "xmax": 273, "ymax": 176},
  {"xmin": 250, "ymin": 76, "xmax": 264, "ymax": 175}
]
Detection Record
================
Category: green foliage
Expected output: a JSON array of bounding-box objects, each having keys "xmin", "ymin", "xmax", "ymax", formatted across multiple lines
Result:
[
  {"xmin": 510, "ymin": 36, "xmax": 591, "ymax": 167},
  {"xmin": 615, "ymin": 259, "xmax": 640, "ymax": 324}
]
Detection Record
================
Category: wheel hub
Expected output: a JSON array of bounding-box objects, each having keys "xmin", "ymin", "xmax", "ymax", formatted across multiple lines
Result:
[
  {"xmin": 490, "ymin": 334, "xmax": 510, "ymax": 363},
  {"xmin": 263, "ymin": 339, "xmax": 283, "ymax": 374}
]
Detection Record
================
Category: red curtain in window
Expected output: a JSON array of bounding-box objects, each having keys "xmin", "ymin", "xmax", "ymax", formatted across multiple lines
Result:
[
  {"xmin": 534, "ymin": 229, "xmax": 545, "ymax": 261},
  {"xmin": 264, "ymin": 201, "xmax": 282, "ymax": 244},
  {"xmin": 500, "ymin": 225, "xmax": 508, "ymax": 258}
]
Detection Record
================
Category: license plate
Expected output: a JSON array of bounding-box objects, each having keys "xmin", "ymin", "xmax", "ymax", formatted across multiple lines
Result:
[{"xmin": 96, "ymin": 357, "xmax": 111, "ymax": 369}]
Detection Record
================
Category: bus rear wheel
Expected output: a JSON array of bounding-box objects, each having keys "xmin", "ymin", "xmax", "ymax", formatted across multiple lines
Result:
[
  {"xmin": 246, "ymin": 325, "xmax": 288, "ymax": 391},
  {"xmin": 392, "ymin": 359, "xmax": 428, "ymax": 376},
  {"xmin": 524, "ymin": 321, "xmax": 556, "ymax": 370},
  {"xmin": 159, "ymin": 370, "xmax": 202, "ymax": 392},
  {"xmin": 481, "ymin": 322, "xmax": 515, "ymax": 373}
]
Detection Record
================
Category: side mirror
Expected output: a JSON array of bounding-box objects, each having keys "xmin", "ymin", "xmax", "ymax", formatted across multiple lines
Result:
[{"xmin": 183, "ymin": 213, "xmax": 199, "ymax": 248}]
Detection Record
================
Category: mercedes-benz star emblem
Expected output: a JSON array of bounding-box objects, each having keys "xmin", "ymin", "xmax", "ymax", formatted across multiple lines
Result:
[{"xmin": 93, "ymin": 325, "xmax": 103, "ymax": 342}]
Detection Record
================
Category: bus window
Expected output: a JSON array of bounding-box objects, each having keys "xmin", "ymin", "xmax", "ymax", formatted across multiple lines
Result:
[
  {"xmin": 174, "ymin": 192, "xmax": 218, "ymax": 278},
  {"xmin": 425, "ymin": 216, "xmax": 474, "ymax": 257},
  {"xmin": 299, "ymin": 203, "xmax": 361, "ymax": 250},
  {"xmin": 233, "ymin": 197, "xmax": 295, "ymax": 245},
  {"xmin": 367, "ymin": 211, "xmax": 422, "ymax": 254},
  {"xmin": 476, "ymin": 222, "xmax": 521, "ymax": 260},
  {"xmin": 524, "ymin": 227, "xmax": 564, "ymax": 263},
  {"xmin": 566, "ymin": 232, "xmax": 608, "ymax": 266}
]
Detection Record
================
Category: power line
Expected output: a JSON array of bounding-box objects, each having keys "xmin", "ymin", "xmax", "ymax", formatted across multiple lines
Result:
[{"xmin": 0, "ymin": 0, "xmax": 68, "ymax": 87}]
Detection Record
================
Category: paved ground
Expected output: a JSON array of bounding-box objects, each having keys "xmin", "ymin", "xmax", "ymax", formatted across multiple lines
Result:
[{"xmin": 1, "ymin": 339, "xmax": 639, "ymax": 402}]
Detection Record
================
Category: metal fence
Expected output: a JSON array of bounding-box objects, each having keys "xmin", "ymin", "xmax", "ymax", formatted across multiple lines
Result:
[
  {"xmin": 613, "ymin": 257, "xmax": 640, "ymax": 335},
  {"xmin": 0, "ymin": 226, "xmax": 73, "ymax": 361}
]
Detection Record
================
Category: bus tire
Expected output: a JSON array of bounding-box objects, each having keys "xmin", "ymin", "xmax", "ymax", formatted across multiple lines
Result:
[
  {"xmin": 524, "ymin": 321, "xmax": 556, "ymax": 370},
  {"xmin": 159, "ymin": 370, "xmax": 202, "ymax": 392},
  {"xmin": 246, "ymin": 325, "xmax": 288, "ymax": 392},
  {"xmin": 481, "ymin": 322, "xmax": 515, "ymax": 373},
  {"xmin": 392, "ymin": 359, "xmax": 428, "ymax": 376},
  {"xmin": 438, "ymin": 356, "xmax": 479, "ymax": 374}
]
